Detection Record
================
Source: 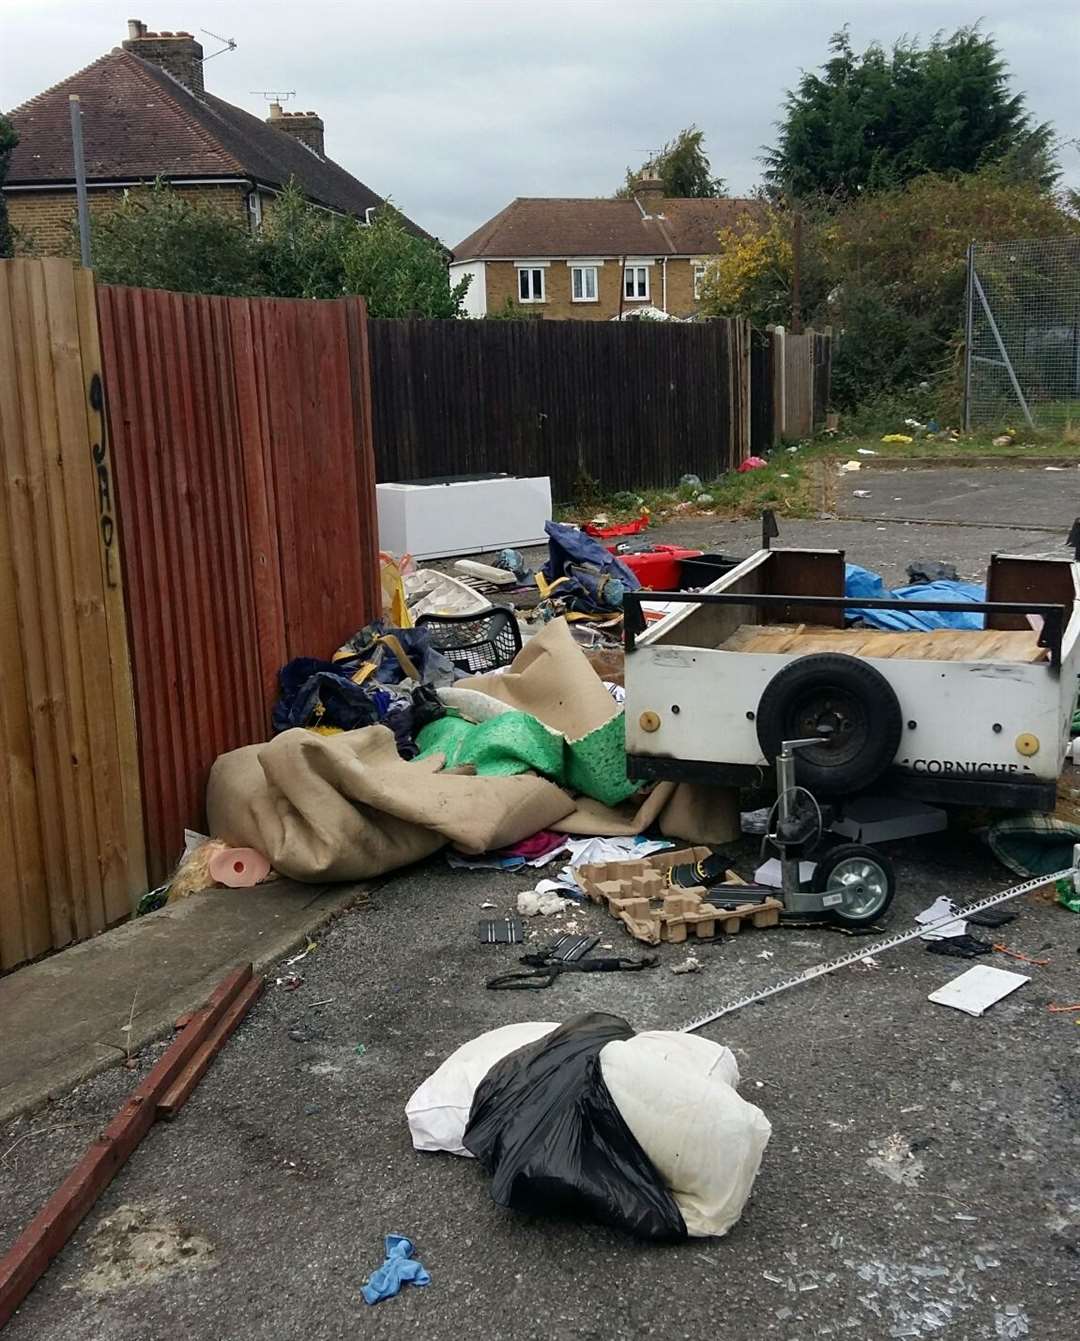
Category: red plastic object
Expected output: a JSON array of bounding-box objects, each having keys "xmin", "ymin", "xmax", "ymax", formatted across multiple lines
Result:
[
  {"xmin": 609, "ymin": 545, "xmax": 703, "ymax": 590},
  {"xmin": 736, "ymin": 456, "xmax": 768, "ymax": 473},
  {"xmin": 584, "ymin": 511, "xmax": 650, "ymax": 538}
]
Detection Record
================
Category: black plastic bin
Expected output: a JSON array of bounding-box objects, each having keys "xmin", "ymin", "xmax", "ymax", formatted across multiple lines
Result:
[{"xmin": 678, "ymin": 553, "xmax": 743, "ymax": 588}]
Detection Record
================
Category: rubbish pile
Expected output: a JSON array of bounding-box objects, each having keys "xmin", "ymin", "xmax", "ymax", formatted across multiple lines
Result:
[{"xmin": 406, "ymin": 1014, "xmax": 771, "ymax": 1240}]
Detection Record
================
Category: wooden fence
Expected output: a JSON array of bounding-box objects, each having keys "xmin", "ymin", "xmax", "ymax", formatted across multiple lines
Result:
[
  {"xmin": 0, "ymin": 260, "xmax": 145, "ymax": 969},
  {"xmin": 97, "ymin": 286, "xmax": 381, "ymax": 887},
  {"xmin": 763, "ymin": 326, "xmax": 832, "ymax": 444},
  {"xmin": 368, "ymin": 317, "xmax": 752, "ymax": 495}
]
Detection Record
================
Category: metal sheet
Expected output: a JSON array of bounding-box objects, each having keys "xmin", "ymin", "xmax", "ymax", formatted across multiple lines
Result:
[{"xmin": 97, "ymin": 286, "xmax": 380, "ymax": 883}]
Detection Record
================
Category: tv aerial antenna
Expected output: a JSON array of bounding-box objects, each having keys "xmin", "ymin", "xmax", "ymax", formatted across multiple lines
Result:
[
  {"xmin": 201, "ymin": 29, "xmax": 238, "ymax": 61},
  {"xmin": 250, "ymin": 90, "xmax": 297, "ymax": 105}
]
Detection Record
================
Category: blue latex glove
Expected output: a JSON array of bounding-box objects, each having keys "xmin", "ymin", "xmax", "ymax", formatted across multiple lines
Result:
[{"xmin": 361, "ymin": 1234, "xmax": 431, "ymax": 1306}]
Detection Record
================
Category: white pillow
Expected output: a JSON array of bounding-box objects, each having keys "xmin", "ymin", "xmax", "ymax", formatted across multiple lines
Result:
[
  {"xmin": 405, "ymin": 1021, "xmax": 558, "ymax": 1156},
  {"xmin": 600, "ymin": 1031, "xmax": 771, "ymax": 1238}
]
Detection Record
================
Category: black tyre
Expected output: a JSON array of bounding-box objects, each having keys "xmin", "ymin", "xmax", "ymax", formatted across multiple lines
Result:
[
  {"xmin": 755, "ymin": 653, "xmax": 902, "ymax": 796},
  {"xmin": 812, "ymin": 842, "xmax": 896, "ymax": 925}
]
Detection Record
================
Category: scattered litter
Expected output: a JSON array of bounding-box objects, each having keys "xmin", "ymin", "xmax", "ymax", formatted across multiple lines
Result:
[
  {"xmin": 479, "ymin": 901, "xmax": 496, "ymax": 909},
  {"xmin": 866, "ymin": 1133, "xmax": 925, "ymax": 1187},
  {"xmin": 840, "ymin": 460, "xmax": 862, "ymax": 472},
  {"xmin": 207, "ymin": 845, "xmax": 270, "ymax": 888},
  {"xmin": 916, "ymin": 897, "xmax": 967, "ymax": 940},
  {"xmin": 671, "ymin": 955, "xmax": 702, "ymax": 975},
  {"xmin": 736, "ymin": 457, "xmax": 767, "ymax": 473},
  {"xmin": 955, "ymin": 1213, "xmax": 978, "ymax": 1222},
  {"xmin": 679, "ymin": 473, "xmax": 703, "ymax": 489},
  {"xmin": 754, "ymin": 858, "xmax": 815, "ymax": 889},
  {"xmin": 361, "ymin": 1233, "xmax": 431, "ymax": 1306},
  {"xmin": 286, "ymin": 940, "xmax": 317, "ymax": 966},
  {"xmin": 852, "ymin": 489, "xmax": 871, "ymax": 498},
  {"xmin": 992, "ymin": 434, "xmax": 1013, "ymax": 447},
  {"xmin": 306, "ymin": 998, "xmax": 334, "ymax": 1008},
  {"xmin": 478, "ymin": 916, "xmax": 525, "ymax": 944},
  {"xmin": 275, "ymin": 973, "xmax": 303, "ymax": 992},
  {"xmin": 355, "ymin": 1043, "xmax": 367, "ymax": 1057},
  {"xmin": 517, "ymin": 890, "xmax": 571, "ymax": 917},
  {"xmin": 881, "ymin": 433, "xmax": 914, "ymax": 443},
  {"xmin": 928, "ymin": 964, "xmax": 1030, "ymax": 1017},
  {"xmin": 925, "ymin": 934, "xmax": 993, "ymax": 960},
  {"xmin": 695, "ymin": 492, "xmax": 715, "ymax": 504},
  {"xmin": 1044, "ymin": 466, "xmax": 1066, "ymax": 472},
  {"xmin": 850, "ymin": 956, "xmax": 880, "ymax": 972},
  {"xmin": 741, "ymin": 807, "xmax": 771, "ymax": 835},
  {"xmin": 994, "ymin": 1305, "xmax": 1030, "ymax": 1338},
  {"xmin": 856, "ymin": 448, "xmax": 877, "ymax": 456},
  {"xmin": 993, "ymin": 943, "xmax": 1049, "ymax": 966},
  {"xmin": 756, "ymin": 949, "xmax": 774, "ymax": 961}
]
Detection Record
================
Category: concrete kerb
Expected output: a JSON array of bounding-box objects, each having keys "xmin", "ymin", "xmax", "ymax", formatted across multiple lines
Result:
[{"xmin": 0, "ymin": 881, "xmax": 376, "ymax": 1126}]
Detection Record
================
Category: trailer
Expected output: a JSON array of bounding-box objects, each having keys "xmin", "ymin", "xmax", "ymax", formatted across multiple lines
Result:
[{"xmin": 621, "ymin": 545, "xmax": 1080, "ymax": 924}]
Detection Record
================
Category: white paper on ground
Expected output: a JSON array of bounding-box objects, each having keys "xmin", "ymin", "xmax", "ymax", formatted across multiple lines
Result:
[
  {"xmin": 754, "ymin": 858, "xmax": 816, "ymax": 889},
  {"xmin": 927, "ymin": 965, "xmax": 1030, "ymax": 1017},
  {"xmin": 915, "ymin": 895, "xmax": 967, "ymax": 940}
]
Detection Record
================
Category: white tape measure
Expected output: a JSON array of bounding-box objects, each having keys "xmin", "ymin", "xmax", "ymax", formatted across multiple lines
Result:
[{"xmin": 679, "ymin": 868, "xmax": 1069, "ymax": 1035}]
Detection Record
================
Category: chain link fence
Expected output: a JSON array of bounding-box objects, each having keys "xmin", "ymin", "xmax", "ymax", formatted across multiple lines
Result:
[{"xmin": 965, "ymin": 237, "xmax": 1080, "ymax": 430}]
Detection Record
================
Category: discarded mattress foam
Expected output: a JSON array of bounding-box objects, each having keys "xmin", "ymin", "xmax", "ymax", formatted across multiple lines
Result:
[{"xmin": 406, "ymin": 1014, "xmax": 770, "ymax": 1239}]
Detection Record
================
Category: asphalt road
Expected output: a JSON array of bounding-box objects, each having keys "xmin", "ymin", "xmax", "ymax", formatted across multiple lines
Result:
[
  {"xmin": 837, "ymin": 465, "xmax": 1080, "ymax": 531},
  {"xmin": 2, "ymin": 506, "xmax": 1080, "ymax": 1340}
]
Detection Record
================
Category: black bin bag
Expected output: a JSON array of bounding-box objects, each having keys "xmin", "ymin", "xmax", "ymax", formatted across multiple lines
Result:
[{"xmin": 462, "ymin": 1011, "xmax": 687, "ymax": 1241}]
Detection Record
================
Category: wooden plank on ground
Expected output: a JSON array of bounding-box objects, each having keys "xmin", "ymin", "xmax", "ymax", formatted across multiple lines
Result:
[{"xmin": 0, "ymin": 965, "xmax": 254, "ymax": 1330}]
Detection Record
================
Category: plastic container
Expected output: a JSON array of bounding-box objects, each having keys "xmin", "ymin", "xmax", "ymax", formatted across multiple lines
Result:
[
  {"xmin": 679, "ymin": 553, "xmax": 742, "ymax": 589},
  {"xmin": 607, "ymin": 545, "xmax": 703, "ymax": 590}
]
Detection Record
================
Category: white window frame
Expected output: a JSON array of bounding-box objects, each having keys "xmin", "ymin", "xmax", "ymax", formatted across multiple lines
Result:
[
  {"xmin": 624, "ymin": 264, "xmax": 650, "ymax": 302},
  {"xmin": 693, "ymin": 262, "xmax": 708, "ymax": 300},
  {"xmin": 570, "ymin": 263, "xmax": 600, "ymax": 302},
  {"xmin": 514, "ymin": 261, "xmax": 549, "ymax": 303}
]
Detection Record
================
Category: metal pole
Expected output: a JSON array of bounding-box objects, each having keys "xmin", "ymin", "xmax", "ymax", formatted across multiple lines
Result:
[
  {"xmin": 963, "ymin": 242, "xmax": 974, "ymax": 432},
  {"xmin": 69, "ymin": 95, "xmax": 91, "ymax": 268},
  {"xmin": 972, "ymin": 267, "xmax": 1034, "ymax": 428}
]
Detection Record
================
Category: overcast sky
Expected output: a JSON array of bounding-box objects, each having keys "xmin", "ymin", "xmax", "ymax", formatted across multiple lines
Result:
[{"xmin": 3, "ymin": 0, "xmax": 1078, "ymax": 246}]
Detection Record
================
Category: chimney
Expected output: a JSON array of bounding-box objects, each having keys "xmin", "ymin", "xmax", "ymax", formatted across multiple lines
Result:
[
  {"xmin": 267, "ymin": 103, "xmax": 325, "ymax": 157},
  {"xmin": 122, "ymin": 19, "xmax": 204, "ymax": 93},
  {"xmin": 634, "ymin": 174, "xmax": 665, "ymax": 214}
]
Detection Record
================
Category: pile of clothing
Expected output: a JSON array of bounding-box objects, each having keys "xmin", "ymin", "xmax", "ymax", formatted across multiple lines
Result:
[
  {"xmin": 534, "ymin": 522, "xmax": 640, "ymax": 632},
  {"xmin": 273, "ymin": 620, "xmax": 455, "ymax": 758}
]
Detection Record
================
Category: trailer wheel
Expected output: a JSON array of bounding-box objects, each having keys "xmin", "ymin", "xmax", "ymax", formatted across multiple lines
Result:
[
  {"xmin": 756, "ymin": 653, "xmax": 902, "ymax": 796},
  {"xmin": 813, "ymin": 843, "xmax": 895, "ymax": 925}
]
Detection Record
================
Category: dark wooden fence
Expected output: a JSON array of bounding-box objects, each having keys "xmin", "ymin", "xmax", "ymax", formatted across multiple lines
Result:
[
  {"xmin": 98, "ymin": 286, "xmax": 381, "ymax": 885},
  {"xmin": 368, "ymin": 317, "xmax": 752, "ymax": 496}
]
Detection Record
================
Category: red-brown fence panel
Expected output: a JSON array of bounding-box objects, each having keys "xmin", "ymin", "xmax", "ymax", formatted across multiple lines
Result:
[{"xmin": 97, "ymin": 287, "xmax": 379, "ymax": 885}]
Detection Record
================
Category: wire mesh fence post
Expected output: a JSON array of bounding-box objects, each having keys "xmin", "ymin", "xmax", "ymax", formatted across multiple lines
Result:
[{"xmin": 966, "ymin": 237, "xmax": 1080, "ymax": 431}]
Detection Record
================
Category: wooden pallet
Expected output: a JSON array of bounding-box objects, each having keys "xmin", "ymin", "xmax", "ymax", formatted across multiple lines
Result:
[{"xmin": 576, "ymin": 849, "xmax": 782, "ymax": 946}]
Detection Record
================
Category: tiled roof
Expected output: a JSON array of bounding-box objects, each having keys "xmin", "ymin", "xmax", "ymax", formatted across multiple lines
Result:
[
  {"xmin": 6, "ymin": 49, "xmax": 430, "ymax": 237},
  {"xmin": 453, "ymin": 195, "xmax": 758, "ymax": 261}
]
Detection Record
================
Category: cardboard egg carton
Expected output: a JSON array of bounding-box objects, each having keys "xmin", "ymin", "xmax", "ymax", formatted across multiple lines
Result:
[{"xmin": 576, "ymin": 846, "xmax": 782, "ymax": 946}]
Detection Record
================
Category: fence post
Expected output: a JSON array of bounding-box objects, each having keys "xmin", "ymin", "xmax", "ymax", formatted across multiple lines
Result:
[
  {"xmin": 773, "ymin": 325, "xmax": 786, "ymax": 439},
  {"xmin": 963, "ymin": 242, "xmax": 974, "ymax": 432}
]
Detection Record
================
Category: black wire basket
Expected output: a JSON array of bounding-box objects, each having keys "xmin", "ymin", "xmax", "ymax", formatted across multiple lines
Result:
[{"xmin": 415, "ymin": 607, "xmax": 523, "ymax": 675}]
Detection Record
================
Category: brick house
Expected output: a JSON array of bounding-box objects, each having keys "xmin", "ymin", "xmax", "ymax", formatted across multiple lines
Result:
[
  {"xmin": 4, "ymin": 19, "xmax": 429, "ymax": 255},
  {"xmin": 450, "ymin": 181, "xmax": 757, "ymax": 320}
]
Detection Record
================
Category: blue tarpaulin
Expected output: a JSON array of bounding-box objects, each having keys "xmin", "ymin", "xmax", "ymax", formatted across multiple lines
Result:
[{"xmin": 844, "ymin": 564, "xmax": 986, "ymax": 631}]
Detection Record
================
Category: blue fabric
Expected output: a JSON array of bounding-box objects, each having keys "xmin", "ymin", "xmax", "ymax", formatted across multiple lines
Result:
[
  {"xmin": 542, "ymin": 522, "xmax": 641, "ymax": 591},
  {"xmin": 844, "ymin": 564, "xmax": 986, "ymax": 631},
  {"xmin": 361, "ymin": 1234, "xmax": 431, "ymax": 1306}
]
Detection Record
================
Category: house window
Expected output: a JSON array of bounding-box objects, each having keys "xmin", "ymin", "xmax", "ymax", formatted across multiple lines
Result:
[
  {"xmin": 693, "ymin": 262, "xmax": 708, "ymax": 300},
  {"xmin": 624, "ymin": 265, "xmax": 649, "ymax": 301},
  {"xmin": 246, "ymin": 190, "xmax": 264, "ymax": 230},
  {"xmin": 518, "ymin": 267, "xmax": 545, "ymax": 302},
  {"xmin": 571, "ymin": 265, "xmax": 598, "ymax": 302}
]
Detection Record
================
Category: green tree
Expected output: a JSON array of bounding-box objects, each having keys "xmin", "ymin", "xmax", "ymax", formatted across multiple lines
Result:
[
  {"xmin": 618, "ymin": 125, "xmax": 726, "ymax": 198},
  {"xmin": 90, "ymin": 181, "xmax": 259, "ymax": 294},
  {"xmin": 89, "ymin": 179, "xmax": 469, "ymax": 317},
  {"xmin": 0, "ymin": 113, "xmax": 20, "ymax": 258},
  {"xmin": 764, "ymin": 26, "xmax": 1058, "ymax": 199}
]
